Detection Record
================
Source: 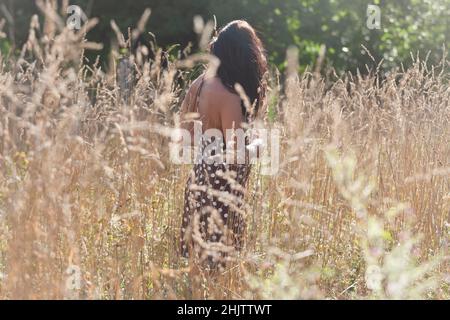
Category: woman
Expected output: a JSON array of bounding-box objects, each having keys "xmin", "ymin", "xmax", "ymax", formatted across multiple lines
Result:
[{"xmin": 180, "ymin": 20, "xmax": 267, "ymax": 266}]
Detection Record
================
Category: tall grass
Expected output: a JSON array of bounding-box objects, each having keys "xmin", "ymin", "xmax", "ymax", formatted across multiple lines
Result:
[{"xmin": 0, "ymin": 6, "xmax": 448, "ymax": 299}]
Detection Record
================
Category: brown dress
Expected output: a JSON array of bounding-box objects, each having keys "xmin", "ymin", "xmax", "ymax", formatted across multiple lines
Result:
[{"xmin": 180, "ymin": 78, "xmax": 251, "ymax": 263}]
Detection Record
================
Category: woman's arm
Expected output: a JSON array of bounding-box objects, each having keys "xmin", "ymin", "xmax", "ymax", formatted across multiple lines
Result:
[
  {"xmin": 180, "ymin": 84, "xmax": 195, "ymax": 134},
  {"xmin": 179, "ymin": 78, "xmax": 202, "ymax": 146}
]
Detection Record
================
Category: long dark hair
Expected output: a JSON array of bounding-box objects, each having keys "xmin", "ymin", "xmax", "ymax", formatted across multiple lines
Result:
[{"xmin": 210, "ymin": 20, "xmax": 268, "ymax": 119}]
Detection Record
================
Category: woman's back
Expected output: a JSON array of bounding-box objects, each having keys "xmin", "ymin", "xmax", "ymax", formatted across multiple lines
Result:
[{"xmin": 186, "ymin": 75, "xmax": 243, "ymax": 135}]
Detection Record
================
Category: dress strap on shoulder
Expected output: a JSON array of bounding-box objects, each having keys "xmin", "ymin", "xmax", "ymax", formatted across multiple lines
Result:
[{"xmin": 193, "ymin": 75, "xmax": 205, "ymax": 112}]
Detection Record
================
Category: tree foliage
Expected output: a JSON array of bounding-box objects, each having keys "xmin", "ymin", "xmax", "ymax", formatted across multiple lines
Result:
[{"xmin": 1, "ymin": 0, "xmax": 448, "ymax": 72}]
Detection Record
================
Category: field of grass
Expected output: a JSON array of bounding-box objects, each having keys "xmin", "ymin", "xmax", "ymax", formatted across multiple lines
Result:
[{"xmin": 0, "ymin": 11, "xmax": 448, "ymax": 299}]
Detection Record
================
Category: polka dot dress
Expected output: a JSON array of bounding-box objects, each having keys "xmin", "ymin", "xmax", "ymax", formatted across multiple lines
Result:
[{"xmin": 180, "ymin": 135, "xmax": 251, "ymax": 262}]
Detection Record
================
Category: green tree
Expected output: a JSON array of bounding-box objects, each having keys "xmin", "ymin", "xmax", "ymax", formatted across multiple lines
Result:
[{"xmin": 1, "ymin": 0, "xmax": 448, "ymax": 73}]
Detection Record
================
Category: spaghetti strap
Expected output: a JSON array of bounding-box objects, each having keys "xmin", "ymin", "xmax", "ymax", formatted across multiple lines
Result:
[{"xmin": 193, "ymin": 75, "xmax": 205, "ymax": 113}]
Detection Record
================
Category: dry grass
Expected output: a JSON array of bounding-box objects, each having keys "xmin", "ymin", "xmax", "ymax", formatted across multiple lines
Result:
[{"xmin": 0, "ymin": 8, "xmax": 448, "ymax": 299}]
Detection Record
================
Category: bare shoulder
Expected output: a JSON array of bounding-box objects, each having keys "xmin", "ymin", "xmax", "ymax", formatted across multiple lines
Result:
[
  {"xmin": 202, "ymin": 76, "xmax": 241, "ymax": 109},
  {"xmin": 186, "ymin": 75, "xmax": 204, "ymax": 97}
]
